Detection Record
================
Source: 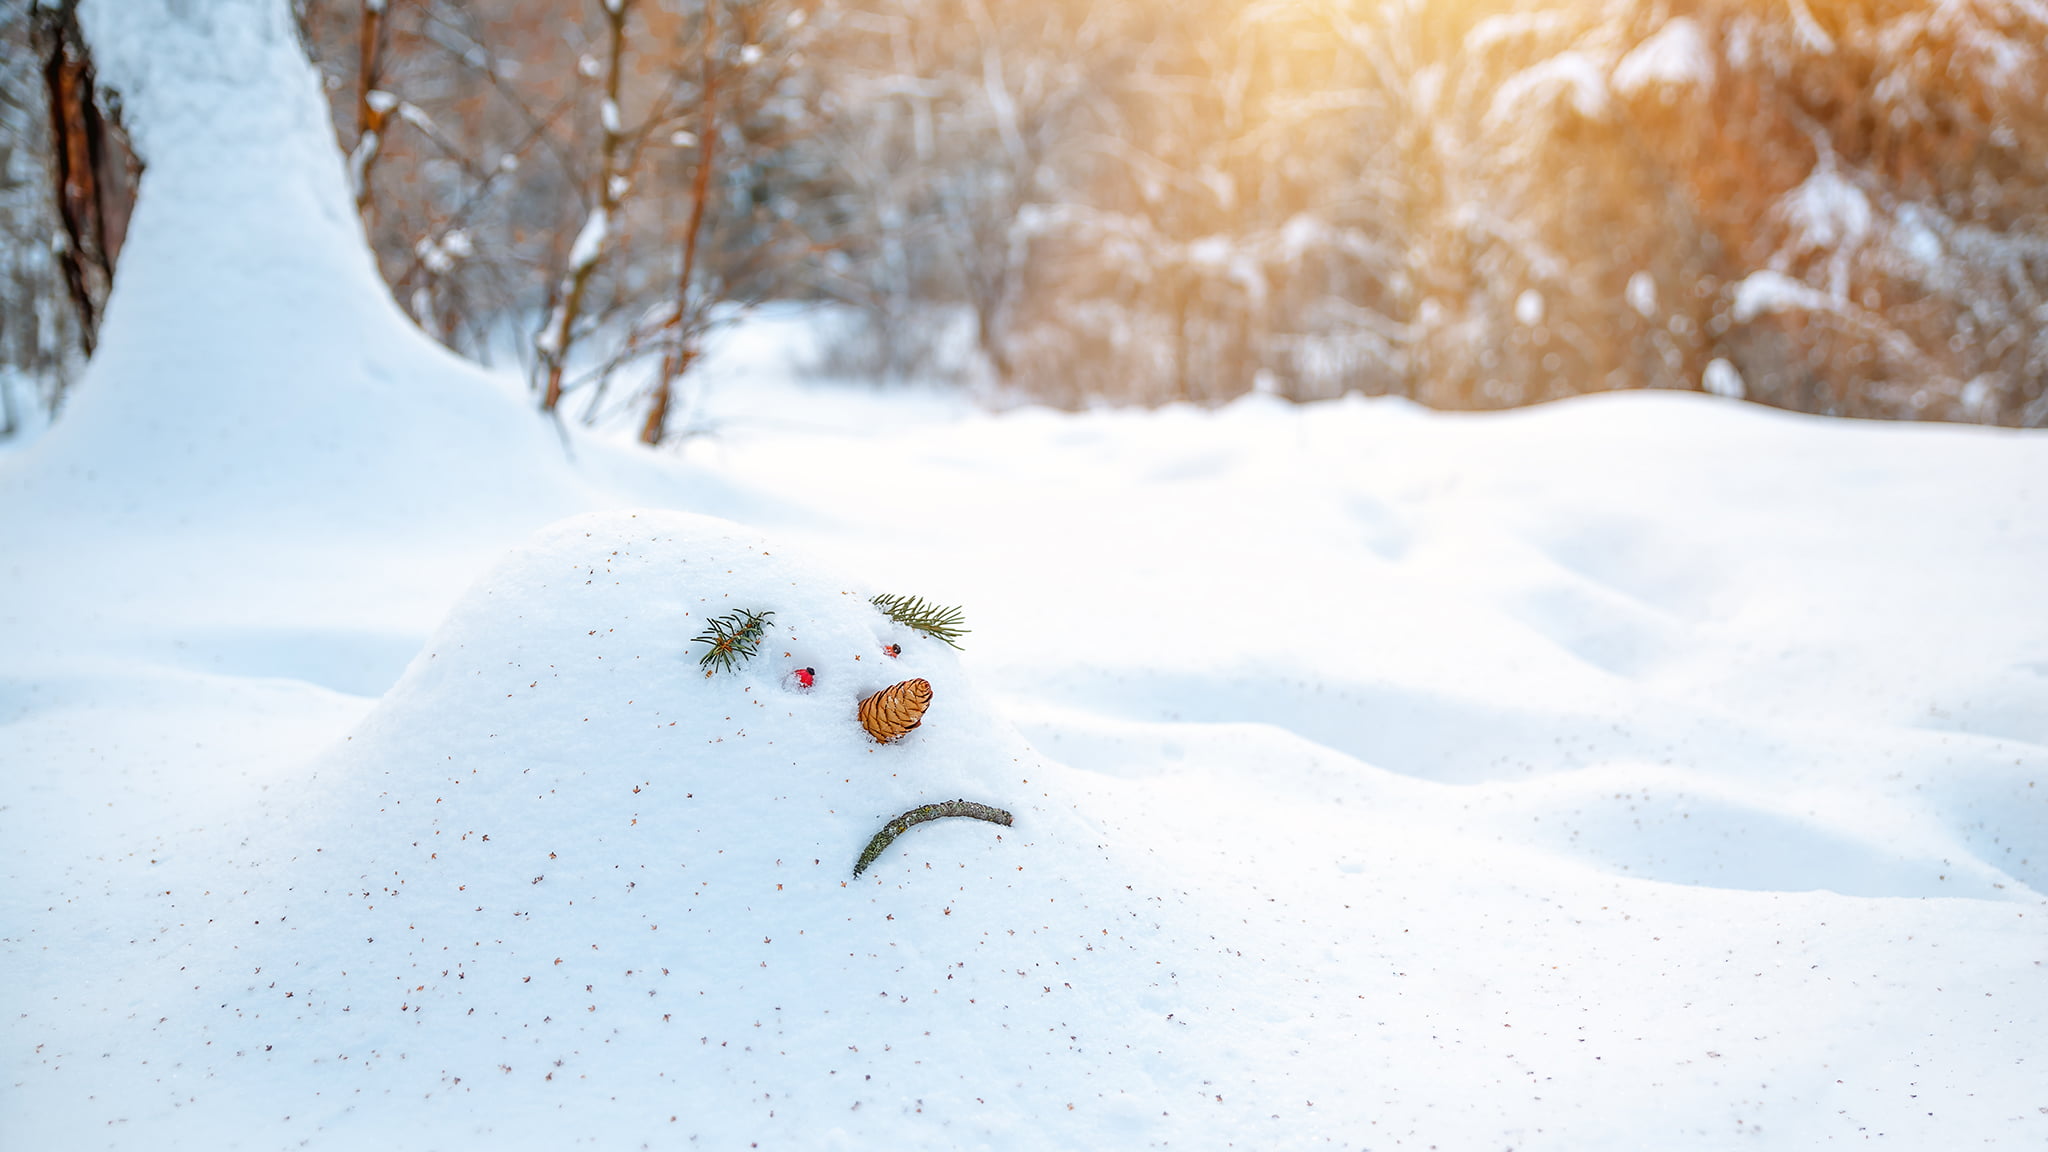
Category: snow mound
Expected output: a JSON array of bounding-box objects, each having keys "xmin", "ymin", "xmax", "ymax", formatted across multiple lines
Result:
[
  {"xmin": 153, "ymin": 510, "xmax": 1251, "ymax": 1148},
  {"xmin": 334, "ymin": 508, "xmax": 1037, "ymax": 882}
]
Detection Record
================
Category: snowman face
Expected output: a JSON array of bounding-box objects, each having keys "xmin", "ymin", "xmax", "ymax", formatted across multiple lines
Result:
[
  {"xmin": 339, "ymin": 509, "xmax": 1026, "ymax": 888},
  {"xmin": 677, "ymin": 564, "xmax": 1007, "ymax": 875},
  {"xmin": 680, "ymin": 582, "xmax": 971, "ymax": 754}
]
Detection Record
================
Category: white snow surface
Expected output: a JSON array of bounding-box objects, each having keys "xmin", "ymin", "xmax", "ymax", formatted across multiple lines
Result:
[
  {"xmin": 5, "ymin": 1, "xmax": 2048, "ymax": 1148},
  {"xmin": 1703, "ymin": 356, "xmax": 1747, "ymax": 400},
  {"xmin": 1732, "ymin": 268, "xmax": 1838, "ymax": 321},
  {"xmin": 1780, "ymin": 160, "xmax": 1875, "ymax": 256},
  {"xmin": 1612, "ymin": 18, "xmax": 1714, "ymax": 95},
  {"xmin": 1486, "ymin": 51, "xmax": 1613, "ymax": 130},
  {"xmin": 1626, "ymin": 270, "xmax": 1658, "ymax": 318},
  {"xmin": 567, "ymin": 206, "xmax": 610, "ymax": 272}
]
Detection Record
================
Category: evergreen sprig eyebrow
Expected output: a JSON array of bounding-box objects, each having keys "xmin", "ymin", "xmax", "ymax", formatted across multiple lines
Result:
[
  {"xmin": 869, "ymin": 594, "xmax": 969, "ymax": 649},
  {"xmin": 692, "ymin": 609, "xmax": 774, "ymax": 674}
]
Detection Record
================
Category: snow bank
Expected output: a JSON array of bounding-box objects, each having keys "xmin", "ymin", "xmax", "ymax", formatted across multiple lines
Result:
[
  {"xmin": 9, "ymin": 383, "xmax": 2047, "ymax": 1149},
  {"xmin": 4, "ymin": 2, "xmax": 2046, "ymax": 1146},
  {"xmin": 26, "ymin": 511, "xmax": 1320, "ymax": 1148}
]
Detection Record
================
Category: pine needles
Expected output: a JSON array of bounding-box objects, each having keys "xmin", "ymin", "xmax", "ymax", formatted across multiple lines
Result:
[
  {"xmin": 692, "ymin": 609, "xmax": 774, "ymax": 675},
  {"xmin": 870, "ymin": 593, "xmax": 969, "ymax": 649}
]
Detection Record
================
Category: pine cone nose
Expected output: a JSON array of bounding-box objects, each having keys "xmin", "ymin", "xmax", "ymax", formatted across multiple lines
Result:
[{"xmin": 858, "ymin": 678, "xmax": 933, "ymax": 743}]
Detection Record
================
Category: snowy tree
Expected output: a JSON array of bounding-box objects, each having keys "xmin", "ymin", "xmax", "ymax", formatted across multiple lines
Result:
[
  {"xmin": 1339, "ymin": 0, "xmax": 2048, "ymax": 423},
  {"xmin": 22, "ymin": 0, "xmax": 2044, "ymax": 428},
  {"xmin": 975, "ymin": 0, "xmax": 1417, "ymax": 406},
  {"xmin": 805, "ymin": 0, "xmax": 1120, "ymax": 384},
  {"xmin": 1676, "ymin": 0, "xmax": 2048, "ymax": 423},
  {"xmin": 295, "ymin": 0, "xmax": 827, "ymax": 443}
]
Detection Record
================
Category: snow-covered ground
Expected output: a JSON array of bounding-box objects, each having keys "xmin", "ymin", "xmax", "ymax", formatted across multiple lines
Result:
[{"xmin": 5, "ymin": 2, "xmax": 2046, "ymax": 1149}]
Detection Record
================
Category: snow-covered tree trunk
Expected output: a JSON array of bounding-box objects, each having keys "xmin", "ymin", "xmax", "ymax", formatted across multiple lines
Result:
[
  {"xmin": 533, "ymin": 0, "xmax": 632, "ymax": 415},
  {"xmin": 45, "ymin": 0, "xmax": 572, "ymax": 531},
  {"xmin": 32, "ymin": 0, "xmax": 139, "ymax": 362},
  {"xmin": 74, "ymin": 0, "xmax": 409, "ymax": 386}
]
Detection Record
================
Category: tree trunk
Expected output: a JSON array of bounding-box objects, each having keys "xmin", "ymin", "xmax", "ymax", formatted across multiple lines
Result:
[
  {"xmin": 536, "ymin": 0, "xmax": 632, "ymax": 413},
  {"xmin": 642, "ymin": 0, "xmax": 719, "ymax": 447},
  {"xmin": 34, "ymin": 0, "xmax": 140, "ymax": 359},
  {"xmin": 349, "ymin": 0, "xmax": 389, "ymax": 219}
]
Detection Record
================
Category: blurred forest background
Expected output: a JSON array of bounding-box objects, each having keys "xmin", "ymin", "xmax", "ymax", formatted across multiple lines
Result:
[{"xmin": 4, "ymin": 0, "xmax": 2047, "ymax": 442}]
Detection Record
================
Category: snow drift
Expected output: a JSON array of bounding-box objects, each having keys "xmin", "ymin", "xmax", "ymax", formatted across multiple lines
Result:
[
  {"xmin": 88, "ymin": 511, "xmax": 1303, "ymax": 1148},
  {"xmin": 5, "ymin": 0, "xmax": 2046, "ymax": 1148}
]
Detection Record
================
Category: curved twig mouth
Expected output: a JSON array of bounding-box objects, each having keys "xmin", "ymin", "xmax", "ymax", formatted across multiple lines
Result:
[{"xmin": 853, "ymin": 800, "xmax": 1013, "ymax": 877}]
